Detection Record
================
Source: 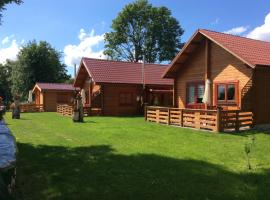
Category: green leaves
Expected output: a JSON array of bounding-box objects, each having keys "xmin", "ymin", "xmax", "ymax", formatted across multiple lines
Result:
[
  {"xmin": 0, "ymin": 0, "xmax": 23, "ymax": 24},
  {"xmin": 104, "ymin": 0, "xmax": 184, "ymax": 63},
  {"xmin": 9, "ymin": 41, "xmax": 70, "ymax": 99}
]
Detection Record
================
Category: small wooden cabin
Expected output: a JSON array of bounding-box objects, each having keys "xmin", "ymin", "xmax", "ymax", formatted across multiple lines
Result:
[
  {"xmin": 163, "ymin": 29, "xmax": 270, "ymax": 126},
  {"xmin": 32, "ymin": 83, "xmax": 75, "ymax": 112},
  {"xmin": 74, "ymin": 58, "xmax": 173, "ymax": 116}
]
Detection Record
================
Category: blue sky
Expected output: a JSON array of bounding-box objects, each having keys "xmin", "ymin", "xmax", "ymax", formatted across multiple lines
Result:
[{"xmin": 0, "ymin": 0, "xmax": 269, "ymax": 75}]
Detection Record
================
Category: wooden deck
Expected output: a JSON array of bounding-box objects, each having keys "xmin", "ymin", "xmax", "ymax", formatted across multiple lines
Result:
[
  {"xmin": 20, "ymin": 104, "xmax": 44, "ymax": 113},
  {"xmin": 145, "ymin": 106, "xmax": 253, "ymax": 132}
]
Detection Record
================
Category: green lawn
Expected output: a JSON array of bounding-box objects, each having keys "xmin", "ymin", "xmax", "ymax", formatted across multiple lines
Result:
[{"xmin": 4, "ymin": 112, "xmax": 270, "ymax": 200}]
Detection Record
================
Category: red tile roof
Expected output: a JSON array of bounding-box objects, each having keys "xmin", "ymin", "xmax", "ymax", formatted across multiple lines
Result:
[
  {"xmin": 164, "ymin": 29, "xmax": 270, "ymax": 78},
  {"xmin": 81, "ymin": 58, "xmax": 173, "ymax": 85},
  {"xmin": 35, "ymin": 83, "xmax": 75, "ymax": 91},
  {"xmin": 200, "ymin": 29, "xmax": 270, "ymax": 67}
]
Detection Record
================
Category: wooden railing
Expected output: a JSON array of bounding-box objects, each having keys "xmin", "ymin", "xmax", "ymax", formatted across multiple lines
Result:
[
  {"xmin": 20, "ymin": 104, "xmax": 44, "ymax": 113},
  {"xmin": 221, "ymin": 110, "xmax": 253, "ymax": 132},
  {"xmin": 145, "ymin": 106, "xmax": 253, "ymax": 132},
  {"xmin": 57, "ymin": 104, "xmax": 73, "ymax": 116}
]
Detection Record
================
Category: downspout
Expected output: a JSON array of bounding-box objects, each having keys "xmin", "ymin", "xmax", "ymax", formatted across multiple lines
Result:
[{"xmin": 142, "ymin": 55, "xmax": 146, "ymax": 108}]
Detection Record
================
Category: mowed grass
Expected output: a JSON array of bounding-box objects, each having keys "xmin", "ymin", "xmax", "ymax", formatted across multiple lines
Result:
[{"xmin": 4, "ymin": 112, "xmax": 270, "ymax": 200}]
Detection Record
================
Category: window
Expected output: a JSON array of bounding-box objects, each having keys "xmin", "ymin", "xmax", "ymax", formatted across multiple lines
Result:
[
  {"xmin": 119, "ymin": 93, "xmax": 133, "ymax": 106},
  {"xmin": 215, "ymin": 82, "xmax": 238, "ymax": 105},
  {"xmin": 186, "ymin": 82, "xmax": 205, "ymax": 106}
]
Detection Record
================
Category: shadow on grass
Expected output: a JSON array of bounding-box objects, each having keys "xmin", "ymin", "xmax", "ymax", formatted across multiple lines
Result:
[{"xmin": 15, "ymin": 143, "xmax": 270, "ymax": 200}]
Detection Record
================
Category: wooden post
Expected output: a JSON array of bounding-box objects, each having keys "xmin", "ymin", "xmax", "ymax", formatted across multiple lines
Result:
[
  {"xmin": 205, "ymin": 39, "xmax": 210, "ymax": 80},
  {"xmin": 180, "ymin": 109, "xmax": 183, "ymax": 127},
  {"xmin": 195, "ymin": 111, "xmax": 200, "ymax": 129},
  {"xmin": 216, "ymin": 107, "xmax": 222, "ymax": 132},
  {"xmin": 101, "ymin": 85, "xmax": 104, "ymax": 115},
  {"xmin": 156, "ymin": 109, "xmax": 160, "ymax": 123},
  {"xmin": 235, "ymin": 110, "xmax": 240, "ymax": 132},
  {"xmin": 168, "ymin": 108, "xmax": 171, "ymax": 125},
  {"xmin": 89, "ymin": 82, "xmax": 93, "ymax": 107},
  {"xmin": 144, "ymin": 105, "xmax": 148, "ymax": 121},
  {"xmin": 173, "ymin": 79, "xmax": 177, "ymax": 107}
]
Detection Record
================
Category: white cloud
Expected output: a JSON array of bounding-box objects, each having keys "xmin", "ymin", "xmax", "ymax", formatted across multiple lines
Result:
[
  {"xmin": 246, "ymin": 13, "xmax": 270, "ymax": 42},
  {"xmin": 211, "ymin": 18, "xmax": 220, "ymax": 26},
  {"xmin": 1, "ymin": 37, "xmax": 10, "ymax": 45},
  {"xmin": 224, "ymin": 26, "xmax": 249, "ymax": 35},
  {"xmin": 0, "ymin": 39, "xmax": 21, "ymax": 64},
  {"xmin": 64, "ymin": 29, "xmax": 105, "ymax": 67}
]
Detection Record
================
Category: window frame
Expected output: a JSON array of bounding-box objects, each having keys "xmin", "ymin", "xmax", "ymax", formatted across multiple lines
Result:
[
  {"xmin": 119, "ymin": 92, "xmax": 134, "ymax": 106},
  {"xmin": 214, "ymin": 81, "xmax": 239, "ymax": 106},
  {"xmin": 186, "ymin": 81, "xmax": 205, "ymax": 108}
]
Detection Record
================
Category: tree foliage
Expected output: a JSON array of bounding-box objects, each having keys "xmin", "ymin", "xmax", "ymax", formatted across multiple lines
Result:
[
  {"xmin": 0, "ymin": 0, "xmax": 23, "ymax": 24},
  {"xmin": 104, "ymin": 0, "xmax": 184, "ymax": 63},
  {"xmin": 10, "ymin": 41, "xmax": 71, "ymax": 98},
  {"xmin": 0, "ymin": 62, "xmax": 12, "ymax": 103}
]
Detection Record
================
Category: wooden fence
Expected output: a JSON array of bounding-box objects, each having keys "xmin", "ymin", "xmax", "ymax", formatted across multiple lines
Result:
[
  {"xmin": 145, "ymin": 106, "xmax": 253, "ymax": 132},
  {"xmin": 57, "ymin": 104, "xmax": 73, "ymax": 116},
  {"xmin": 20, "ymin": 104, "xmax": 44, "ymax": 113},
  {"xmin": 57, "ymin": 104, "xmax": 102, "ymax": 117}
]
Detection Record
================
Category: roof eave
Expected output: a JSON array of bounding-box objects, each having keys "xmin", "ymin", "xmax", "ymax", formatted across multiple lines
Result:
[
  {"xmin": 199, "ymin": 31, "xmax": 256, "ymax": 69},
  {"xmin": 162, "ymin": 29, "xmax": 201, "ymax": 78}
]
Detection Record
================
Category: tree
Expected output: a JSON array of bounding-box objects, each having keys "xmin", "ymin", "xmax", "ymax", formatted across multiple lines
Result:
[
  {"xmin": 10, "ymin": 41, "xmax": 71, "ymax": 98},
  {"xmin": 0, "ymin": 62, "xmax": 12, "ymax": 103},
  {"xmin": 104, "ymin": 0, "xmax": 184, "ymax": 63},
  {"xmin": 0, "ymin": 0, "xmax": 23, "ymax": 24}
]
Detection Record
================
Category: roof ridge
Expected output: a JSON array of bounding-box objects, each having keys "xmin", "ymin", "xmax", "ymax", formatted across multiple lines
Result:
[
  {"xmin": 199, "ymin": 28, "xmax": 270, "ymax": 44},
  {"xmin": 36, "ymin": 82, "xmax": 72, "ymax": 85},
  {"xmin": 82, "ymin": 57, "xmax": 169, "ymax": 66}
]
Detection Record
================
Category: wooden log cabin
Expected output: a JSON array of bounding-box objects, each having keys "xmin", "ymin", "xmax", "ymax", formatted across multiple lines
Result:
[
  {"xmin": 74, "ymin": 58, "xmax": 173, "ymax": 116},
  {"xmin": 163, "ymin": 29, "xmax": 270, "ymax": 127},
  {"xmin": 32, "ymin": 83, "xmax": 76, "ymax": 112}
]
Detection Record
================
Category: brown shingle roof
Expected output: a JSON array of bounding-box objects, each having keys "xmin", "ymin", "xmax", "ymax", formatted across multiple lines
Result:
[
  {"xmin": 81, "ymin": 58, "xmax": 173, "ymax": 85},
  {"xmin": 34, "ymin": 83, "xmax": 75, "ymax": 91},
  {"xmin": 200, "ymin": 29, "xmax": 270, "ymax": 67},
  {"xmin": 164, "ymin": 29, "xmax": 270, "ymax": 78}
]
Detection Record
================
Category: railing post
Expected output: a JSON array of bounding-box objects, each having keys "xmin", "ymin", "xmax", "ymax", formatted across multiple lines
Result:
[
  {"xmin": 180, "ymin": 109, "xmax": 183, "ymax": 127},
  {"xmin": 156, "ymin": 109, "xmax": 160, "ymax": 123},
  {"xmin": 168, "ymin": 108, "xmax": 171, "ymax": 125},
  {"xmin": 195, "ymin": 111, "xmax": 200, "ymax": 129},
  {"xmin": 235, "ymin": 110, "xmax": 240, "ymax": 132},
  {"xmin": 216, "ymin": 107, "xmax": 222, "ymax": 132}
]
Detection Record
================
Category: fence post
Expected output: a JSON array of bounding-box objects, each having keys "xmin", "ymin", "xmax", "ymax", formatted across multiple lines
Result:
[
  {"xmin": 195, "ymin": 111, "xmax": 200, "ymax": 129},
  {"xmin": 235, "ymin": 110, "xmax": 240, "ymax": 132},
  {"xmin": 168, "ymin": 108, "xmax": 171, "ymax": 125},
  {"xmin": 216, "ymin": 107, "xmax": 222, "ymax": 132},
  {"xmin": 180, "ymin": 109, "xmax": 183, "ymax": 127},
  {"xmin": 144, "ymin": 106, "xmax": 148, "ymax": 121},
  {"xmin": 156, "ymin": 109, "xmax": 160, "ymax": 123}
]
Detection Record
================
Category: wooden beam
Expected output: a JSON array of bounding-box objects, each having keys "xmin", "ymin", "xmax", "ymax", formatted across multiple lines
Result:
[
  {"xmin": 173, "ymin": 79, "xmax": 177, "ymax": 107},
  {"xmin": 205, "ymin": 39, "xmax": 210, "ymax": 80},
  {"xmin": 101, "ymin": 85, "xmax": 104, "ymax": 115},
  {"xmin": 89, "ymin": 82, "xmax": 93, "ymax": 107}
]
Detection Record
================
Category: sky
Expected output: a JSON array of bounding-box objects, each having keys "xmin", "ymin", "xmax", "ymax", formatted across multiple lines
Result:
[{"xmin": 0, "ymin": 0, "xmax": 269, "ymax": 76}]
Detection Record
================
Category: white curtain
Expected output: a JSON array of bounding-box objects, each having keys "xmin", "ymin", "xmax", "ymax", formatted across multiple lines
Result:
[
  {"xmin": 202, "ymin": 79, "xmax": 211, "ymax": 105},
  {"xmin": 28, "ymin": 90, "xmax": 33, "ymax": 103},
  {"xmin": 81, "ymin": 89, "xmax": 86, "ymax": 106}
]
